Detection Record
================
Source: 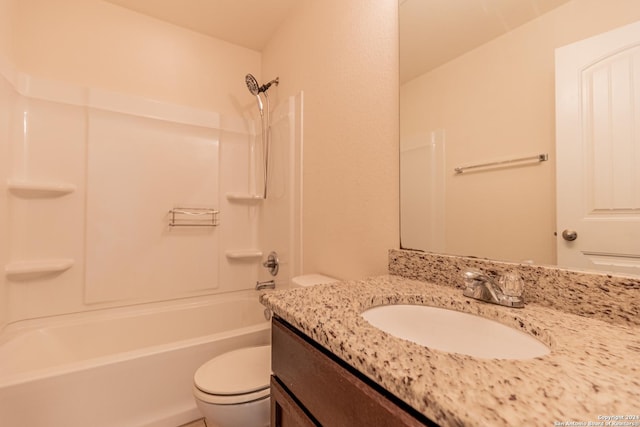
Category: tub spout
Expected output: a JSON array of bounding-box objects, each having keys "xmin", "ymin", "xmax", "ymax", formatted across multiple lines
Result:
[{"xmin": 256, "ymin": 280, "xmax": 276, "ymax": 291}]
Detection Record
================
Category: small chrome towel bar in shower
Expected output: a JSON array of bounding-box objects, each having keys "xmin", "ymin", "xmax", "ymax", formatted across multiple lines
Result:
[{"xmin": 454, "ymin": 153, "xmax": 548, "ymax": 174}]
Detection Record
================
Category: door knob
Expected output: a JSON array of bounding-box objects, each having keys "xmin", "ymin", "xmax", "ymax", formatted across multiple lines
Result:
[{"xmin": 562, "ymin": 229, "xmax": 578, "ymax": 241}]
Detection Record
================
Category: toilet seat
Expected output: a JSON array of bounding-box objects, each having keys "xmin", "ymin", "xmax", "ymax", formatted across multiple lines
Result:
[
  {"xmin": 194, "ymin": 345, "xmax": 271, "ymax": 405},
  {"xmin": 193, "ymin": 384, "xmax": 269, "ymax": 405}
]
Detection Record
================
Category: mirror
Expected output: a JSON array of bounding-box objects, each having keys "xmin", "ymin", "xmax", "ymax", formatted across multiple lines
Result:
[{"xmin": 399, "ymin": 0, "xmax": 640, "ymax": 276}]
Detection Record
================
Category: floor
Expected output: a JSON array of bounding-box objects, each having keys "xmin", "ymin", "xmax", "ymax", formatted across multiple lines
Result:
[{"xmin": 180, "ymin": 418, "xmax": 207, "ymax": 427}]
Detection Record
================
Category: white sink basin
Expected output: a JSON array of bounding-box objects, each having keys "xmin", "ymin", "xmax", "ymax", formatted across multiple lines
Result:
[{"xmin": 361, "ymin": 305, "xmax": 549, "ymax": 360}]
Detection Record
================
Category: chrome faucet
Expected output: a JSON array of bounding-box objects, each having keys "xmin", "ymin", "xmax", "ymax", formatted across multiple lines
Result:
[
  {"xmin": 255, "ymin": 280, "xmax": 276, "ymax": 291},
  {"xmin": 462, "ymin": 270, "xmax": 524, "ymax": 308}
]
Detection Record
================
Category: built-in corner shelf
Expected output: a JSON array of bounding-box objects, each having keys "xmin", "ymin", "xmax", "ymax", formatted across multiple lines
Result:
[
  {"xmin": 5, "ymin": 258, "xmax": 75, "ymax": 278},
  {"xmin": 225, "ymin": 250, "xmax": 263, "ymax": 260},
  {"xmin": 226, "ymin": 193, "xmax": 264, "ymax": 203},
  {"xmin": 7, "ymin": 179, "xmax": 76, "ymax": 198}
]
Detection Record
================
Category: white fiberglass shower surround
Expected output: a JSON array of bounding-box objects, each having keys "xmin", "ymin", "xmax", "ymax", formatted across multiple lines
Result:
[{"xmin": 0, "ymin": 55, "xmax": 302, "ymax": 427}]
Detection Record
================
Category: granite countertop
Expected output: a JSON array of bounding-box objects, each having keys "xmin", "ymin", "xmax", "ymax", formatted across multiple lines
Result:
[{"xmin": 260, "ymin": 275, "xmax": 640, "ymax": 427}]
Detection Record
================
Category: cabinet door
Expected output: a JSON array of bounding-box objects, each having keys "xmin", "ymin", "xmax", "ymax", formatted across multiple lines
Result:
[
  {"xmin": 271, "ymin": 376, "xmax": 317, "ymax": 427},
  {"xmin": 271, "ymin": 318, "xmax": 430, "ymax": 427}
]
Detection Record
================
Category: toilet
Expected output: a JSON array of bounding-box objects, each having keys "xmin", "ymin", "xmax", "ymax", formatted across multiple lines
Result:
[{"xmin": 192, "ymin": 274, "xmax": 338, "ymax": 427}]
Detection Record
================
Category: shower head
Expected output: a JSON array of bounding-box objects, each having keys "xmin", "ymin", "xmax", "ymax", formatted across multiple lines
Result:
[
  {"xmin": 245, "ymin": 74, "xmax": 260, "ymax": 96},
  {"xmin": 245, "ymin": 74, "xmax": 279, "ymax": 95},
  {"xmin": 246, "ymin": 73, "xmax": 264, "ymax": 116}
]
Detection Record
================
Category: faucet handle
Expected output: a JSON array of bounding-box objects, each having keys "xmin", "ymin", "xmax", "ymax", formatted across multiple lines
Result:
[
  {"xmin": 498, "ymin": 272, "xmax": 524, "ymax": 298},
  {"xmin": 262, "ymin": 251, "xmax": 279, "ymax": 276}
]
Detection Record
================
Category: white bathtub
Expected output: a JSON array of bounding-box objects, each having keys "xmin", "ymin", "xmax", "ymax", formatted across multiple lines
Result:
[{"xmin": 0, "ymin": 291, "xmax": 271, "ymax": 427}]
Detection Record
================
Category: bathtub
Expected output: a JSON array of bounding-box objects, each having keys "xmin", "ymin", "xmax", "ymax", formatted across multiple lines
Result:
[{"xmin": 0, "ymin": 291, "xmax": 271, "ymax": 427}]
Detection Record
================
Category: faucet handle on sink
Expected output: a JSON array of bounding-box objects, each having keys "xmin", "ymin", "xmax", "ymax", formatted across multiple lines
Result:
[{"xmin": 498, "ymin": 272, "xmax": 524, "ymax": 298}]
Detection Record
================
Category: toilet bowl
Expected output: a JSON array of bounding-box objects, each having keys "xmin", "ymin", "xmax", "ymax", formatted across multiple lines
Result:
[
  {"xmin": 193, "ymin": 345, "xmax": 271, "ymax": 427},
  {"xmin": 193, "ymin": 274, "xmax": 338, "ymax": 427}
]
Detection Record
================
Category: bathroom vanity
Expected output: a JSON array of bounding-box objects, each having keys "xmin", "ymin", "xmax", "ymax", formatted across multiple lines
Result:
[
  {"xmin": 261, "ymin": 261, "xmax": 640, "ymax": 427},
  {"xmin": 270, "ymin": 317, "xmax": 433, "ymax": 426}
]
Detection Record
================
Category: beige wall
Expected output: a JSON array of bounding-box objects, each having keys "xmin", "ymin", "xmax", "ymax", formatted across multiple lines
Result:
[
  {"xmin": 0, "ymin": 0, "xmax": 14, "ymax": 60},
  {"xmin": 0, "ymin": 0, "xmax": 15, "ymax": 331},
  {"xmin": 262, "ymin": 0, "xmax": 399, "ymax": 280},
  {"xmin": 11, "ymin": 0, "xmax": 260, "ymax": 116},
  {"xmin": 401, "ymin": 0, "xmax": 640, "ymax": 265}
]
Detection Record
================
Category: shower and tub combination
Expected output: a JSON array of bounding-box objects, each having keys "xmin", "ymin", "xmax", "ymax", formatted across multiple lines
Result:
[{"xmin": 0, "ymin": 58, "xmax": 302, "ymax": 427}]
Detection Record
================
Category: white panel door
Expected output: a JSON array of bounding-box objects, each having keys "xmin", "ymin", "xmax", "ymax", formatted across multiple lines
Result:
[{"xmin": 556, "ymin": 20, "xmax": 640, "ymax": 275}]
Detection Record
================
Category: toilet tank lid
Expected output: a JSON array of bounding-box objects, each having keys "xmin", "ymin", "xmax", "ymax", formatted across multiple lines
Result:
[{"xmin": 292, "ymin": 274, "xmax": 339, "ymax": 287}]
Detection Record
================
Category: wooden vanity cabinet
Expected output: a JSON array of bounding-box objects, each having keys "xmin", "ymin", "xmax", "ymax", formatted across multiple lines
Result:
[{"xmin": 271, "ymin": 317, "xmax": 435, "ymax": 427}]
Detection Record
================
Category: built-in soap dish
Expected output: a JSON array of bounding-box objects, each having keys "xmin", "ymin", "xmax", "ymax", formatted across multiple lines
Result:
[{"xmin": 7, "ymin": 179, "xmax": 76, "ymax": 198}]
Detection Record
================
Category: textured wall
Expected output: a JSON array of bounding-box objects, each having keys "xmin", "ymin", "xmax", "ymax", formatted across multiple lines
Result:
[
  {"xmin": 10, "ymin": 0, "xmax": 260, "ymax": 116},
  {"xmin": 262, "ymin": 0, "xmax": 400, "ymax": 279},
  {"xmin": 0, "ymin": 0, "xmax": 13, "ymax": 60}
]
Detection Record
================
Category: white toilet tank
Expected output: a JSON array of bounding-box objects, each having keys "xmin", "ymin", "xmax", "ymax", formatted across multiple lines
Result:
[{"xmin": 291, "ymin": 274, "xmax": 339, "ymax": 288}]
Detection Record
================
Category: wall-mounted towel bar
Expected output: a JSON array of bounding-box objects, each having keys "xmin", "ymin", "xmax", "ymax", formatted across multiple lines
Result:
[
  {"xmin": 454, "ymin": 153, "xmax": 548, "ymax": 174},
  {"xmin": 168, "ymin": 207, "xmax": 219, "ymax": 227}
]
